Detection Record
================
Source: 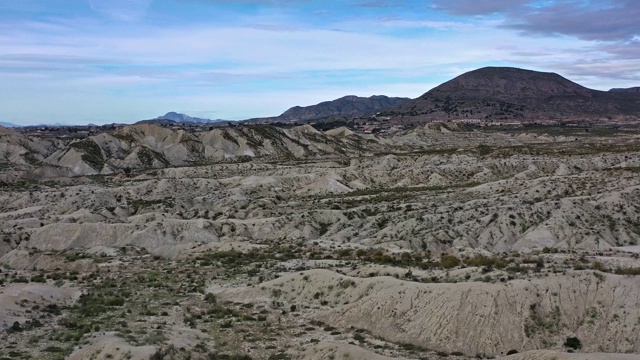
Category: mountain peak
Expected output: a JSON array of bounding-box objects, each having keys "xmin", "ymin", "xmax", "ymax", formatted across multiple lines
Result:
[
  {"xmin": 426, "ymin": 66, "xmax": 592, "ymax": 99},
  {"xmin": 391, "ymin": 67, "xmax": 640, "ymax": 122}
]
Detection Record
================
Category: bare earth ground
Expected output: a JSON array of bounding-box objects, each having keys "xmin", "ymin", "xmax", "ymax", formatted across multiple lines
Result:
[{"xmin": 1, "ymin": 124, "xmax": 640, "ymax": 359}]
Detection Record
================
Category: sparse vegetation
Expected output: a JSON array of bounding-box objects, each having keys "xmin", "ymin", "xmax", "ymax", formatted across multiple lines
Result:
[
  {"xmin": 2, "ymin": 122, "xmax": 640, "ymax": 359},
  {"xmin": 69, "ymin": 139, "xmax": 104, "ymax": 171}
]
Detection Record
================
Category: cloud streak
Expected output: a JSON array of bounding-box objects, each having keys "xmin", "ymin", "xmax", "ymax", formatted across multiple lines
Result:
[{"xmin": 433, "ymin": 0, "xmax": 640, "ymax": 42}]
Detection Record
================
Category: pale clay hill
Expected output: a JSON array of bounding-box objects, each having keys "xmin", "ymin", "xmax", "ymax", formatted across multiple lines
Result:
[
  {"xmin": 2, "ymin": 124, "xmax": 639, "ymax": 257},
  {"xmin": 2, "ymin": 123, "xmax": 380, "ymax": 177},
  {"xmin": 2, "ymin": 121, "xmax": 640, "ymax": 359},
  {"xmin": 213, "ymin": 269, "xmax": 640, "ymax": 357}
]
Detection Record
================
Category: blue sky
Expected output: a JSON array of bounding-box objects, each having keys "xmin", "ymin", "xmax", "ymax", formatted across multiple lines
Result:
[{"xmin": 1, "ymin": 0, "xmax": 639, "ymax": 125}]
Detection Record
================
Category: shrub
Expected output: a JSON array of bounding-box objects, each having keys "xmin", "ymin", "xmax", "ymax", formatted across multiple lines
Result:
[
  {"xmin": 353, "ymin": 333, "xmax": 365, "ymax": 342},
  {"xmin": 564, "ymin": 336, "xmax": 582, "ymax": 350},
  {"xmin": 204, "ymin": 293, "xmax": 217, "ymax": 304},
  {"xmin": 614, "ymin": 267, "xmax": 640, "ymax": 276},
  {"xmin": 105, "ymin": 297, "xmax": 125, "ymax": 306},
  {"xmin": 591, "ymin": 261, "xmax": 608, "ymax": 272},
  {"xmin": 464, "ymin": 255, "xmax": 509, "ymax": 269},
  {"xmin": 441, "ymin": 254, "xmax": 461, "ymax": 269},
  {"xmin": 337, "ymin": 248, "xmax": 352, "ymax": 258},
  {"xmin": 340, "ymin": 279, "xmax": 355, "ymax": 288},
  {"xmin": 30, "ymin": 274, "xmax": 46, "ymax": 283}
]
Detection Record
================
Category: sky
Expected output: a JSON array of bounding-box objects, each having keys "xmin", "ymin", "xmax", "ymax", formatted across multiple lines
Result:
[{"xmin": 1, "ymin": 0, "xmax": 639, "ymax": 125}]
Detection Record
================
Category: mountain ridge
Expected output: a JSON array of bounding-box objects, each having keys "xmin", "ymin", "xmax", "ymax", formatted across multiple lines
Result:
[
  {"xmin": 389, "ymin": 67, "xmax": 640, "ymax": 122},
  {"xmin": 610, "ymin": 87, "xmax": 640, "ymax": 93},
  {"xmin": 245, "ymin": 95, "xmax": 410, "ymax": 124},
  {"xmin": 150, "ymin": 112, "xmax": 227, "ymax": 124}
]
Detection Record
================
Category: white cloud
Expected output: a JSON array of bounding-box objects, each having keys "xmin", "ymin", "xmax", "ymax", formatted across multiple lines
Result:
[{"xmin": 1, "ymin": 5, "xmax": 638, "ymax": 124}]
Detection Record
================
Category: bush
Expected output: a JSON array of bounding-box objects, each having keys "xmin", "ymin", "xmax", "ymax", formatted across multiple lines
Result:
[
  {"xmin": 441, "ymin": 254, "xmax": 461, "ymax": 269},
  {"xmin": 30, "ymin": 274, "xmax": 46, "ymax": 283},
  {"xmin": 564, "ymin": 336, "xmax": 582, "ymax": 350},
  {"xmin": 337, "ymin": 248, "xmax": 352, "ymax": 258},
  {"xmin": 506, "ymin": 349, "xmax": 519, "ymax": 355},
  {"xmin": 464, "ymin": 255, "xmax": 509, "ymax": 269},
  {"xmin": 8, "ymin": 321, "xmax": 22, "ymax": 333},
  {"xmin": 105, "ymin": 297, "xmax": 125, "ymax": 306},
  {"xmin": 340, "ymin": 279, "xmax": 355, "ymax": 288},
  {"xmin": 591, "ymin": 261, "xmax": 608, "ymax": 272},
  {"xmin": 204, "ymin": 293, "xmax": 217, "ymax": 304},
  {"xmin": 614, "ymin": 267, "xmax": 640, "ymax": 276}
]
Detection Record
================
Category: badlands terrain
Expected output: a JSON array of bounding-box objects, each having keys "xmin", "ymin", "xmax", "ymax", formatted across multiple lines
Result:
[{"xmin": 1, "ymin": 121, "xmax": 640, "ymax": 359}]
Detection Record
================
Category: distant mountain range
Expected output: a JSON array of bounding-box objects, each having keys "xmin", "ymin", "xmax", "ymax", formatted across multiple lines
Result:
[
  {"xmin": 5, "ymin": 68, "xmax": 640, "ymax": 129},
  {"xmin": 142, "ymin": 112, "xmax": 228, "ymax": 125},
  {"xmin": 389, "ymin": 67, "xmax": 640, "ymax": 122},
  {"xmin": 610, "ymin": 87, "xmax": 640, "ymax": 93},
  {"xmin": 1, "ymin": 122, "xmax": 78, "ymax": 128},
  {"xmin": 245, "ymin": 95, "xmax": 410, "ymax": 124}
]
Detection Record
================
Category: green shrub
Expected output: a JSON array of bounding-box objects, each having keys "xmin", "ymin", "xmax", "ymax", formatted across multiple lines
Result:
[
  {"xmin": 564, "ymin": 336, "xmax": 582, "ymax": 350},
  {"xmin": 30, "ymin": 274, "xmax": 46, "ymax": 283},
  {"xmin": 105, "ymin": 297, "xmax": 125, "ymax": 306},
  {"xmin": 441, "ymin": 254, "xmax": 461, "ymax": 269},
  {"xmin": 464, "ymin": 255, "xmax": 509, "ymax": 269},
  {"xmin": 591, "ymin": 261, "xmax": 608, "ymax": 272},
  {"xmin": 69, "ymin": 140, "xmax": 104, "ymax": 171},
  {"xmin": 614, "ymin": 267, "xmax": 640, "ymax": 276},
  {"xmin": 204, "ymin": 293, "xmax": 217, "ymax": 304}
]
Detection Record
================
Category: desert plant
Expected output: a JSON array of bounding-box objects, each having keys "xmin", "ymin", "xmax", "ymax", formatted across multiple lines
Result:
[
  {"xmin": 441, "ymin": 254, "xmax": 461, "ymax": 269},
  {"xmin": 564, "ymin": 336, "xmax": 582, "ymax": 350}
]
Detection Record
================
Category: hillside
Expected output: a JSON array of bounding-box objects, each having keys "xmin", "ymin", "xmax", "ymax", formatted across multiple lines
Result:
[
  {"xmin": 0, "ymin": 125, "xmax": 65, "ymax": 169},
  {"xmin": 22, "ymin": 123, "xmax": 382, "ymax": 176},
  {"xmin": 390, "ymin": 67, "xmax": 640, "ymax": 122},
  {"xmin": 3, "ymin": 122, "xmax": 640, "ymax": 359},
  {"xmin": 246, "ymin": 95, "xmax": 410, "ymax": 124}
]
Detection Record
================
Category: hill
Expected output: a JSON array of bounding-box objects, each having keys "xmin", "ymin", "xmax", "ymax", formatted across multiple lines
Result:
[
  {"xmin": 246, "ymin": 95, "xmax": 410, "ymax": 124},
  {"xmin": 35, "ymin": 123, "xmax": 381, "ymax": 176},
  {"xmin": 389, "ymin": 67, "xmax": 640, "ymax": 122},
  {"xmin": 3, "ymin": 121, "xmax": 640, "ymax": 359}
]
